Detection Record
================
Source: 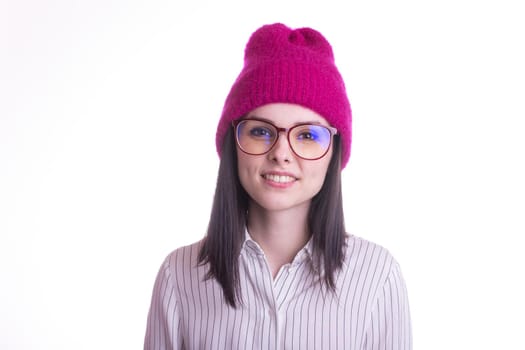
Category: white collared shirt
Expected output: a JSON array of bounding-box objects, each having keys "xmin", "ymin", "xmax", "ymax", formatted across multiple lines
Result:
[{"xmin": 144, "ymin": 234, "xmax": 412, "ymax": 349}]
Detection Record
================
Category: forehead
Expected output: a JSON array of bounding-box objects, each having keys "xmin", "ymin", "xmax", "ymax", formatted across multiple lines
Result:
[{"xmin": 246, "ymin": 103, "xmax": 329, "ymax": 127}]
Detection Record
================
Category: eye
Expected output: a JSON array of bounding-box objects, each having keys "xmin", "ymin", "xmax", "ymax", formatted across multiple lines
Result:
[
  {"xmin": 293, "ymin": 125, "xmax": 332, "ymax": 147},
  {"xmin": 297, "ymin": 131, "xmax": 318, "ymax": 141},
  {"xmin": 249, "ymin": 126, "xmax": 273, "ymax": 138},
  {"xmin": 295, "ymin": 126, "xmax": 323, "ymax": 142}
]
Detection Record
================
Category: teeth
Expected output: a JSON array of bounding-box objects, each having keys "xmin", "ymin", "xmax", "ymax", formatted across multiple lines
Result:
[{"xmin": 264, "ymin": 174, "xmax": 295, "ymax": 183}]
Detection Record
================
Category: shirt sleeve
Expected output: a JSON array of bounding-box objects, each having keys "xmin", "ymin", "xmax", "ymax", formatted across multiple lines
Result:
[
  {"xmin": 365, "ymin": 261, "xmax": 412, "ymax": 350},
  {"xmin": 144, "ymin": 257, "xmax": 183, "ymax": 350}
]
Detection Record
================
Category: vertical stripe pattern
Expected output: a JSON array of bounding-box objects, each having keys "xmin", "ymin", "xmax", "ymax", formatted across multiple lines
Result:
[{"xmin": 144, "ymin": 235, "xmax": 412, "ymax": 350}]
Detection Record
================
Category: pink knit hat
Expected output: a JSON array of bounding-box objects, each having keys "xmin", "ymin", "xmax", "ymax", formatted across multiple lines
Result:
[{"xmin": 216, "ymin": 23, "xmax": 352, "ymax": 169}]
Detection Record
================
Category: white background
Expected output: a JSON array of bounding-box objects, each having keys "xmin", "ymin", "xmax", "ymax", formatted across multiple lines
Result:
[{"xmin": 1, "ymin": 0, "xmax": 524, "ymax": 349}]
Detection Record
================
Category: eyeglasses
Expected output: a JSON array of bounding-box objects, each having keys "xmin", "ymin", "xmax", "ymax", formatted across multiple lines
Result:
[{"xmin": 233, "ymin": 118, "xmax": 338, "ymax": 160}]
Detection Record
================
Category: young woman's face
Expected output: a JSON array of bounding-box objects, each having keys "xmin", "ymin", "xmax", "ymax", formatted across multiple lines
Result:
[{"xmin": 235, "ymin": 103, "xmax": 334, "ymax": 213}]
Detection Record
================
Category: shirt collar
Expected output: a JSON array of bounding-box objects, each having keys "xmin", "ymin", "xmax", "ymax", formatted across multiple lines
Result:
[{"xmin": 241, "ymin": 228, "xmax": 321, "ymax": 273}]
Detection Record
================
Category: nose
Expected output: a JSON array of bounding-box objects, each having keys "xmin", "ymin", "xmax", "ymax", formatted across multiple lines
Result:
[{"xmin": 267, "ymin": 132, "xmax": 293, "ymax": 164}]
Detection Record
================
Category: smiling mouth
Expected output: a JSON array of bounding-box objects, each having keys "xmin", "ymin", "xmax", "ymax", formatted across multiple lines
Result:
[{"xmin": 262, "ymin": 174, "xmax": 297, "ymax": 183}]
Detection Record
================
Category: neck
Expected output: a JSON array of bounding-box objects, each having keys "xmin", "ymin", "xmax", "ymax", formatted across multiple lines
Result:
[{"xmin": 246, "ymin": 201, "xmax": 311, "ymax": 277}]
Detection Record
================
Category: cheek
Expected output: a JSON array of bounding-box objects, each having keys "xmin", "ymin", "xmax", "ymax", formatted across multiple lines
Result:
[
  {"xmin": 312, "ymin": 167, "xmax": 329, "ymax": 191},
  {"xmin": 236, "ymin": 149, "xmax": 247, "ymax": 186},
  {"xmin": 236, "ymin": 149, "xmax": 259, "ymax": 189},
  {"xmin": 315, "ymin": 147, "xmax": 333, "ymax": 173},
  {"xmin": 310, "ymin": 152, "xmax": 333, "ymax": 188}
]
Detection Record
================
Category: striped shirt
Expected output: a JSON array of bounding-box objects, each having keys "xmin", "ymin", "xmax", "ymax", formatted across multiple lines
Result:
[{"xmin": 144, "ymin": 233, "xmax": 412, "ymax": 350}]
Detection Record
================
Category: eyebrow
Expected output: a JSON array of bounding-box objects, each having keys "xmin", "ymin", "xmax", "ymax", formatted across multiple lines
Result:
[{"xmin": 245, "ymin": 115, "xmax": 325, "ymax": 126}]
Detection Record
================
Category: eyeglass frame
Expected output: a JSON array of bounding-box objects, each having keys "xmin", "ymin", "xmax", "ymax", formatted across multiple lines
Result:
[{"xmin": 232, "ymin": 117, "xmax": 338, "ymax": 161}]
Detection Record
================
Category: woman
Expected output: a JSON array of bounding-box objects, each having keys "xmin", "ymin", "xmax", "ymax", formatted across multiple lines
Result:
[{"xmin": 144, "ymin": 23, "xmax": 412, "ymax": 349}]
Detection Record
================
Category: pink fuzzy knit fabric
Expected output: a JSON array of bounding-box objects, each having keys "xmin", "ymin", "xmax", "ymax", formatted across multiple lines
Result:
[{"xmin": 216, "ymin": 23, "xmax": 352, "ymax": 169}]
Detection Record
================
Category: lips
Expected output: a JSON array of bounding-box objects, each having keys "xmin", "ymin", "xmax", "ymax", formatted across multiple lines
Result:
[{"xmin": 262, "ymin": 172, "xmax": 298, "ymax": 184}]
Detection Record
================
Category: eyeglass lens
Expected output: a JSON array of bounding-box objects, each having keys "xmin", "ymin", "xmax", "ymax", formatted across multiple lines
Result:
[{"xmin": 235, "ymin": 119, "xmax": 333, "ymax": 160}]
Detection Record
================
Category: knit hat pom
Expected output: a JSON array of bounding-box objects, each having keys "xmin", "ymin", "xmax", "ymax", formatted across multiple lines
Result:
[{"xmin": 216, "ymin": 23, "xmax": 352, "ymax": 169}]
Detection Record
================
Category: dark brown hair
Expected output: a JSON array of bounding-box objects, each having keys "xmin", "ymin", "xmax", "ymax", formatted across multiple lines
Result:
[{"xmin": 198, "ymin": 127, "xmax": 346, "ymax": 307}]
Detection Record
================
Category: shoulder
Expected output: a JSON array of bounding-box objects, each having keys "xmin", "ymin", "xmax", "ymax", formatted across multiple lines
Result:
[
  {"xmin": 159, "ymin": 240, "xmax": 205, "ymax": 281},
  {"xmin": 155, "ymin": 240, "xmax": 225, "ymax": 310},
  {"xmin": 344, "ymin": 234, "xmax": 398, "ymax": 267},
  {"xmin": 338, "ymin": 234, "xmax": 403, "ymax": 290},
  {"xmin": 153, "ymin": 240, "xmax": 206, "ymax": 294},
  {"xmin": 163, "ymin": 240, "xmax": 203, "ymax": 268}
]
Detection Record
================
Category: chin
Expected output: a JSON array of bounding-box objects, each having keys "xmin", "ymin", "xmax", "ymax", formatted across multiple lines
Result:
[{"xmin": 250, "ymin": 195, "xmax": 311, "ymax": 213}]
